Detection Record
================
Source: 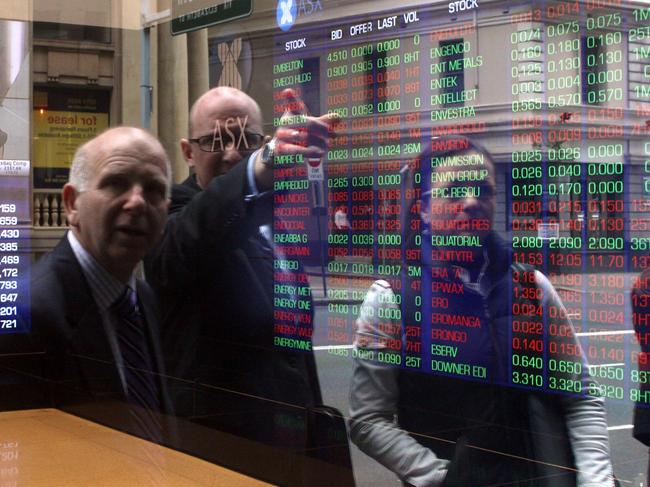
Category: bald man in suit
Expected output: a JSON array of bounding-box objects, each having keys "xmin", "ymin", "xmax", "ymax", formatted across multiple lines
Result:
[{"xmin": 30, "ymin": 127, "xmax": 174, "ymax": 442}]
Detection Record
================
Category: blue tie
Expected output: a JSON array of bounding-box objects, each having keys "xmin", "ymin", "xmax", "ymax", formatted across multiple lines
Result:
[{"xmin": 112, "ymin": 287, "xmax": 163, "ymax": 442}]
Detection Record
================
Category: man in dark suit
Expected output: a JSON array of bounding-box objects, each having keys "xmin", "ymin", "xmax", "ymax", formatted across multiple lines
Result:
[
  {"xmin": 144, "ymin": 87, "xmax": 336, "ymax": 447},
  {"xmin": 30, "ymin": 126, "xmax": 173, "ymax": 443}
]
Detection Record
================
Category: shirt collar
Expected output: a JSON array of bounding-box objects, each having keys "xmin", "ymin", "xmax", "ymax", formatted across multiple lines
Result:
[
  {"xmin": 451, "ymin": 248, "xmax": 490, "ymax": 295},
  {"xmin": 67, "ymin": 231, "xmax": 137, "ymax": 311}
]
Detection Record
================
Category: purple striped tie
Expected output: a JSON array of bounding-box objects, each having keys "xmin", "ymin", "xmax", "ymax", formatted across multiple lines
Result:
[{"xmin": 112, "ymin": 287, "xmax": 163, "ymax": 442}]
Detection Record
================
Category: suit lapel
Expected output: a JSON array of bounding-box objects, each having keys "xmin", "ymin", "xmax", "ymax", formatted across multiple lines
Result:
[{"xmin": 48, "ymin": 237, "xmax": 122, "ymax": 394}]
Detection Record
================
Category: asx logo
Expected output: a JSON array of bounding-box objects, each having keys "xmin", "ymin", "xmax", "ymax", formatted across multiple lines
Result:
[{"xmin": 277, "ymin": 0, "xmax": 322, "ymax": 31}]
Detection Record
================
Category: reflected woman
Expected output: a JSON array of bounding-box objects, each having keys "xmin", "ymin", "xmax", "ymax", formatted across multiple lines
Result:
[{"xmin": 348, "ymin": 136, "xmax": 614, "ymax": 487}]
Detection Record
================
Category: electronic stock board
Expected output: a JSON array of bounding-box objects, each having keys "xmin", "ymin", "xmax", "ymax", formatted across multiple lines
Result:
[{"xmin": 270, "ymin": 0, "xmax": 650, "ymax": 403}]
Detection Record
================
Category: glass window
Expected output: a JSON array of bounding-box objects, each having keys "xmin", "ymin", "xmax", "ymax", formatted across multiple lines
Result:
[
  {"xmin": 33, "ymin": 22, "xmax": 111, "ymax": 43},
  {"xmin": 3, "ymin": 1, "xmax": 650, "ymax": 486}
]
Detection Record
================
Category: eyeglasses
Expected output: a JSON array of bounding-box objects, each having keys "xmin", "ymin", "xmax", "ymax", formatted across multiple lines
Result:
[{"xmin": 188, "ymin": 131, "xmax": 265, "ymax": 153}]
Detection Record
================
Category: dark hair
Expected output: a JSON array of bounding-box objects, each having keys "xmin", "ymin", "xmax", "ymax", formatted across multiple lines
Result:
[
  {"xmin": 400, "ymin": 135, "xmax": 496, "ymax": 258},
  {"xmin": 418, "ymin": 135, "xmax": 495, "ymax": 206}
]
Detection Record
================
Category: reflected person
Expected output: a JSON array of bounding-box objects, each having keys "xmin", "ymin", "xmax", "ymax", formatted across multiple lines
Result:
[
  {"xmin": 29, "ymin": 127, "xmax": 173, "ymax": 442},
  {"xmin": 632, "ymin": 269, "xmax": 650, "ymax": 480},
  {"xmin": 349, "ymin": 136, "xmax": 614, "ymax": 486},
  {"xmin": 144, "ymin": 87, "xmax": 337, "ymax": 445}
]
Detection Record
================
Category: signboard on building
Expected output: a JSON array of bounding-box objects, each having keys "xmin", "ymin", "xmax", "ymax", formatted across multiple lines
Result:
[
  {"xmin": 171, "ymin": 0, "xmax": 252, "ymax": 35},
  {"xmin": 307, "ymin": 157, "xmax": 323, "ymax": 182},
  {"xmin": 32, "ymin": 89, "xmax": 109, "ymax": 189}
]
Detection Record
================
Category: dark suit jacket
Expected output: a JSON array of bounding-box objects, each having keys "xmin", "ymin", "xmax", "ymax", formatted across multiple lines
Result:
[
  {"xmin": 28, "ymin": 235, "xmax": 175, "ymax": 441},
  {"xmin": 144, "ymin": 157, "xmax": 322, "ymax": 445}
]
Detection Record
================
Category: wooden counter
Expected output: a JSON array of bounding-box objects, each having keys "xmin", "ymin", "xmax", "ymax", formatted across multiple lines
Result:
[{"xmin": 0, "ymin": 408, "xmax": 274, "ymax": 486}]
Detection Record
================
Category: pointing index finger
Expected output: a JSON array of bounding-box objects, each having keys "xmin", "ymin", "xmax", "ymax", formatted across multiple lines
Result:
[{"xmin": 281, "ymin": 88, "xmax": 309, "ymax": 116}]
